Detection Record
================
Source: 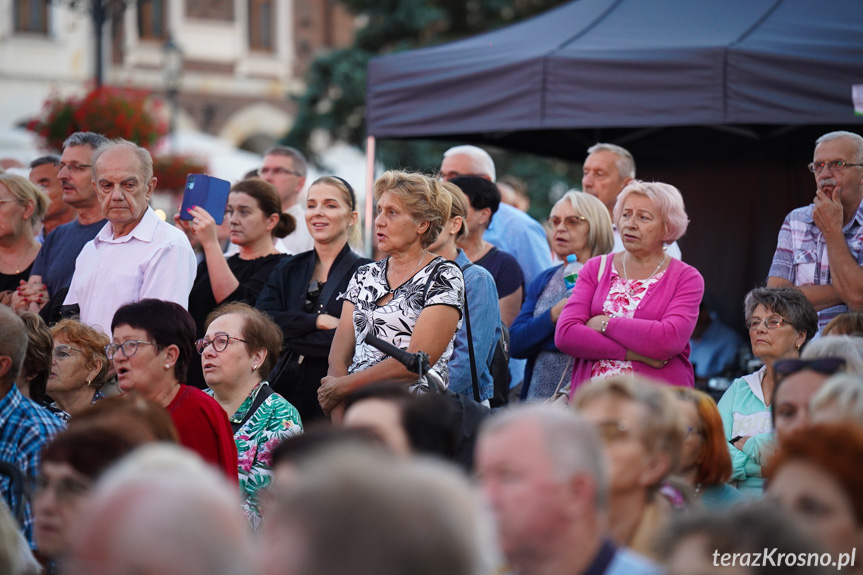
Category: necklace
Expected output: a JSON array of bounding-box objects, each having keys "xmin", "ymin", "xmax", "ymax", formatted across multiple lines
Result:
[
  {"xmin": 1, "ymin": 242, "xmax": 37, "ymax": 274},
  {"xmin": 387, "ymin": 250, "xmax": 427, "ymax": 294},
  {"xmin": 622, "ymin": 251, "xmax": 667, "ymax": 287}
]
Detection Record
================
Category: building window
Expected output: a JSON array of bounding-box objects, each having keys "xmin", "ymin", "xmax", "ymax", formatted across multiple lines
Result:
[
  {"xmin": 14, "ymin": 0, "xmax": 49, "ymax": 34},
  {"xmin": 138, "ymin": 0, "xmax": 167, "ymax": 40},
  {"xmin": 249, "ymin": 0, "xmax": 275, "ymax": 52}
]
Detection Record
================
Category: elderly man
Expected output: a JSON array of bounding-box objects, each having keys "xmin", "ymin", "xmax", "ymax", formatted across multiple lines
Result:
[
  {"xmin": 12, "ymin": 133, "xmax": 109, "ymax": 319},
  {"xmin": 582, "ymin": 143, "xmax": 681, "ymax": 259},
  {"xmin": 476, "ymin": 405, "xmax": 661, "ymax": 575},
  {"xmin": 441, "ymin": 145, "xmax": 552, "ymax": 285},
  {"xmin": 0, "ymin": 306, "xmax": 64, "ymax": 547},
  {"xmin": 63, "ymin": 139, "xmax": 196, "ymax": 334},
  {"xmin": 28, "ymin": 155, "xmax": 72, "ymax": 239},
  {"xmin": 768, "ymin": 131, "xmax": 863, "ymax": 333}
]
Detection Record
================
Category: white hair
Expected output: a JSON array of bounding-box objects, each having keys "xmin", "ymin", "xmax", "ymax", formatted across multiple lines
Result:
[
  {"xmin": 802, "ymin": 335, "xmax": 863, "ymax": 375},
  {"xmin": 587, "ymin": 142, "xmax": 636, "ymax": 179},
  {"xmin": 816, "ymin": 131, "xmax": 863, "ymax": 162},
  {"xmin": 810, "ymin": 373, "xmax": 863, "ymax": 424},
  {"xmin": 443, "ymin": 145, "xmax": 496, "ymax": 181}
]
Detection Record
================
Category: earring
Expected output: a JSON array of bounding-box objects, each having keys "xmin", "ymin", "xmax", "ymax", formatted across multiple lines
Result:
[
  {"xmin": 796, "ymin": 342, "xmax": 802, "ymax": 350},
  {"xmin": 86, "ymin": 378, "xmax": 92, "ymax": 387},
  {"xmin": 164, "ymin": 363, "xmax": 171, "ymax": 370},
  {"xmin": 252, "ymin": 364, "xmax": 258, "ymax": 371}
]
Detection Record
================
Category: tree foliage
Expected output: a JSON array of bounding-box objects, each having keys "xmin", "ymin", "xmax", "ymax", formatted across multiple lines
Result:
[{"xmin": 282, "ymin": 0, "xmax": 581, "ymax": 218}]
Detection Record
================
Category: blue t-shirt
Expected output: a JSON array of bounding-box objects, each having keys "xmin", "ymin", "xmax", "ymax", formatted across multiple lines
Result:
[{"xmin": 30, "ymin": 218, "xmax": 107, "ymax": 299}]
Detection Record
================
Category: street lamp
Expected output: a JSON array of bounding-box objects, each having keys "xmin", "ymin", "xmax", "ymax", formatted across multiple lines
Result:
[{"xmin": 162, "ymin": 36, "xmax": 183, "ymax": 153}]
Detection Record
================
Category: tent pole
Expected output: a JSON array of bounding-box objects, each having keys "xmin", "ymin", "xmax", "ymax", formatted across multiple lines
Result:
[{"xmin": 364, "ymin": 135, "xmax": 376, "ymax": 258}]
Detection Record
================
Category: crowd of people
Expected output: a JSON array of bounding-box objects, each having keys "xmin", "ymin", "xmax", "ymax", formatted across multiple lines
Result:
[{"xmin": 1, "ymin": 130, "xmax": 863, "ymax": 575}]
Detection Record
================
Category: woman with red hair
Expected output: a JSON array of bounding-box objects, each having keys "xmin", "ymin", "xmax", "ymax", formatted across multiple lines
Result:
[
  {"xmin": 672, "ymin": 387, "xmax": 744, "ymax": 509},
  {"xmin": 767, "ymin": 423, "xmax": 863, "ymax": 572}
]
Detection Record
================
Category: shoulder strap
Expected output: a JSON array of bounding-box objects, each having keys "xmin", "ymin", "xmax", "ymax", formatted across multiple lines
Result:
[
  {"xmin": 317, "ymin": 248, "xmax": 362, "ymax": 313},
  {"xmin": 459, "ymin": 263, "xmax": 481, "ymax": 402},
  {"xmin": 231, "ymin": 383, "xmax": 275, "ymax": 434},
  {"xmin": 597, "ymin": 254, "xmax": 608, "ymax": 281},
  {"xmin": 421, "ymin": 257, "xmax": 448, "ymax": 301}
]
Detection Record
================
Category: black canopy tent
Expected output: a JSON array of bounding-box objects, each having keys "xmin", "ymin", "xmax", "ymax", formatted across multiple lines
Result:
[{"xmin": 364, "ymin": 0, "xmax": 863, "ymax": 329}]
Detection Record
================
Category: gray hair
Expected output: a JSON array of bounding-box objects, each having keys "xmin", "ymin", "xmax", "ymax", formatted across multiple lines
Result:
[
  {"xmin": 91, "ymin": 139, "xmax": 154, "ymax": 182},
  {"xmin": 816, "ymin": 131, "xmax": 863, "ymax": 163},
  {"xmin": 587, "ymin": 143, "xmax": 636, "ymax": 179},
  {"xmin": 553, "ymin": 191, "xmax": 615, "ymax": 258},
  {"xmin": 480, "ymin": 405, "xmax": 607, "ymax": 508},
  {"xmin": 29, "ymin": 155, "xmax": 60, "ymax": 169},
  {"xmin": 743, "ymin": 287, "xmax": 819, "ymax": 344},
  {"xmin": 443, "ymin": 145, "xmax": 496, "ymax": 182},
  {"xmin": 0, "ymin": 306, "xmax": 28, "ymax": 387},
  {"xmin": 264, "ymin": 145, "xmax": 308, "ymax": 178},
  {"xmin": 266, "ymin": 446, "xmax": 492, "ymax": 575},
  {"xmin": 810, "ymin": 373, "xmax": 863, "ymax": 425},
  {"xmin": 62, "ymin": 132, "xmax": 108, "ymax": 151},
  {"xmin": 802, "ymin": 335, "xmax": 863, "ymax": 375},
  {"xmin": 67, "ymin": 444, "xmax": 251, "ymax": 575}
]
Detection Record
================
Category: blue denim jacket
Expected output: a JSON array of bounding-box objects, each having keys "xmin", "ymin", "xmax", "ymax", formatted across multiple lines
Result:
[{"xmin": 448, "ymin": 250, "xmax": 500, "ymax": 401}]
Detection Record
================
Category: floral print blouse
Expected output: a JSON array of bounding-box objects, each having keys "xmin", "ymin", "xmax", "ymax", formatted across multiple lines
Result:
[
  {"xmin": 591, "ymin": 263, "xmax": 666, "ymax": 380},
  {"xmin": 341, "ymin": 257, "xmax": 465, "ymax": 390},
  {"xmin": 206, "ymin": 381, "xmax": 302, "ymax": 530}
]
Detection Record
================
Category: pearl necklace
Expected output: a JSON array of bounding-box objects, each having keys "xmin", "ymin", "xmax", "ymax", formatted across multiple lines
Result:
[
  {"xmin": 387, "ymin": 250, "xmax": 427, "ymax": 294},
  {"xmin": 622, "ymin": 251, "xmax": 667, "ymax": 290}
]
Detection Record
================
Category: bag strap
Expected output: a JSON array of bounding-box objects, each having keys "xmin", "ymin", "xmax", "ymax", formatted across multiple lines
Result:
[
  {"xmin": 459, "ymin": 263, "xmax": 482, "ymax": 403},
  {"xmin": 231, "ymin": 382, "xmax": 275, "ymax": 434},
  {"xmin": 316, "ymin": 248, "xmax": 362, "ymax": 313},
  {"xmin": 597, "ymin": 254, "xmax": 608, "ymax": 281}
]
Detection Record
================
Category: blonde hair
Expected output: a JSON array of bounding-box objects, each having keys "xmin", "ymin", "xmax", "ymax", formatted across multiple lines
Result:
[
  {"xmin": 0, "ymin": 173, "xmax": 49, "ymax": 221},
  {"xmin": 440, "ymin": 181, "xmax": 469, "ymax": 241},
  {"xmin": 310, "ymin": 176, "xmax": 362, "ymax": 248},
  {"xmin": 552, "ymin": 191, "xmax": 615, "ymax": 258},
  {"xmin": 373, "ymin": 171, "xmax": 451, "ymax": 248}
]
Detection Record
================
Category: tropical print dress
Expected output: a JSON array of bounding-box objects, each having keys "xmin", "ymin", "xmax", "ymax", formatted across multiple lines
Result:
[
  {"xmin": 341, "ymin": 257, "xmax": 465, "ymax": 390},
  {"xmin": 206, "ymin": 381, "xmax": 302, "ymax": 530},
  {"xmin": 590, "ymin": 264, "xmax": 666, "ymax": 380}
]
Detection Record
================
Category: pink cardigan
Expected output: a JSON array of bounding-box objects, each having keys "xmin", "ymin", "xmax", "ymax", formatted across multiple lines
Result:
[{"xmin": 555, "ymin": 253, "xmax": 704, "ymax": 394}]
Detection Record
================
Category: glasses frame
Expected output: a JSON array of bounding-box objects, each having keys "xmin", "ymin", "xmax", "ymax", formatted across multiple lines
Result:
[
  {"xmin": 807, "ymin": 161, "xmax": 863, "ymax": 173},
  {"xmin": 546, "ymin": 215, "xmax": 588, "ymax": 229},
  {"xmin": 257, "ymin": 167, "xmax": 301, "ymax": 178},
  {"xmin": 53, "ymin": 344, "xmax": 83, "ymax": 360},
  {"xmin": 104, "ymin": 340, "xmax": 161, "ymax": 360},
  {"xmin": 0, "ymin": 198, "xmax": 22, "ymax": 207},
  {"xmin": 57, "ymin": 162, "xmax": 93, "ymax": 173},
  {"xmin": 195, "ymin": 334, "xmax": 249, "ymax": 355},
  {"xmin": 30, "ymin": 475, "xmax": 92, "ymax": 503},
  {"xmin": 746, "ymin": 317, "xmax": 787, "ymax": 331},
  {"xmin": 774, "ymin": 357, "xmax": 846, "ymax": 378}
]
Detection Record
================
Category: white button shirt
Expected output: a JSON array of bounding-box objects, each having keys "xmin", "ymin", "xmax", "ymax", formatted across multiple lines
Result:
[{"xmin": 64, "ymin": 207, "xmax": 197, "ymax": 334}]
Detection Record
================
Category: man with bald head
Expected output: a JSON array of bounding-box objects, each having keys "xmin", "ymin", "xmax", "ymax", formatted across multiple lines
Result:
[{"xmin": 63, "ymin": 139, "xmax": 196, "ymax": 333}]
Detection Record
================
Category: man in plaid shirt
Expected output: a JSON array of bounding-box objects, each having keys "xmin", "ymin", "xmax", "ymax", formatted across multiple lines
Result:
[
  {"xmin": 768, "ymin": 131, "xmax": 863, "ymax": 333},
  {"xmin": 0, "ymin": 306, "xmax": 64, "ymax": 547}
]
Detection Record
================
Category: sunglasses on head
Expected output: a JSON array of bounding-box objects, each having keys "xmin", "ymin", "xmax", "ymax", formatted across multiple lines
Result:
[{"xmin": 774, "ymin": 357, "xmax": 846, "ymax": 378}]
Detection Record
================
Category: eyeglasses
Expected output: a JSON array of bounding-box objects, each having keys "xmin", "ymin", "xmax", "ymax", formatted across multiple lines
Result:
[
  {"xmin": 746, "ymin": 316, "xmax": 787, "ymax": 331},
  {"xmin": 685, "ymin": 426, "xmax": 706, "ymax": 439},
  {"xmin": 546, "ymin": 215, "xmax": 588, "ymax": 229},
  {"xmin": 807, "ymin": 161, "xmax": 863, "ymax": 173},
  {"xmin": 257, "ymin": 167, "xmax": 301, "ymax": 177},
  {"xmin": 104, "ymin": 340, "xmax": 161, "ymax": 360},
  {"xmin": 595, "ymin": 420, "xmax": 632, "ymax": 442},
  {"xmin": 774, "ymin": 357, "xmax": 846, "ymax": 378},
  {"xmin": 57, "ymin": 162, "xmax": 92, "ymax": 173},
  {"xmin": 0, "ymin": 198, "xmax": 22, "ymax": 207},
  {"xmin": 195, "ymin": 334, "xmax": 248, "ymax": 355},
  {"xmin": 30, "ymin": 475, "xmax": 92, "ymax": 503},
  {"xmin": 53, "ymin": 345, "xmax": 83, "ymax": 360}
]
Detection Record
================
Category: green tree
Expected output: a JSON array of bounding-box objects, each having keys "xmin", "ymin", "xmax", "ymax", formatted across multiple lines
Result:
[{"xmin": 282, "ymin": 0, "xmax": 582, "ymax": 219}]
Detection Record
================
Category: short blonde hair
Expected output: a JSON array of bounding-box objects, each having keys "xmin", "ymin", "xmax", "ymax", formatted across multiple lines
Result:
[
  {"xmin": 440, "ymin": 181, "xmax": 469, "ymax": 241},
  {"xmin": 552, "ymin": 191, "xmax": 615, "ymax": 258},
  {"xmin": 373, "ymin": 171, "xmax": 451, "ymax": 248},
  {"xmin": 573, "ymin": 376, "xmax": 684, "ymax": 473},
  {"xmin": 0, "ymin": 173, "xmax": 49, "ymax": 221},
  {"xmin": 612, "ymin": 180, "xmax": 689, "ymax": 243}
]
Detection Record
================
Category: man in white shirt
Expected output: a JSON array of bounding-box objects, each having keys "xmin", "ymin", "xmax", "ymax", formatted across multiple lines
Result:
[
  {"xmin": 64, "ymin": 139, "xmax": 196, "ymax": 334},
  {"xmin": 582, "ymin": 143, "xmax": 681, "ymax": 259}
]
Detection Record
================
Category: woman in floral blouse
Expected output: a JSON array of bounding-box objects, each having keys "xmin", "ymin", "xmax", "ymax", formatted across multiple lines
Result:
[
  {"xmin": 199, "ymin": 301, "xmax": 302, "ymax": 529},
  {"xmin": 319, "ymin": 171, "xmax": 465, "ymax": 418}
]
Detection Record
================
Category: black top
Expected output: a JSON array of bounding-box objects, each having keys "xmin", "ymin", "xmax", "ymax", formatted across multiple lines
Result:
[
  {"xmin": 475, "ymin": 246, "xmax": 525, "ymax": 299},
  {"xmin": 0, "ymin": 263, "xmax": 33, "ymax": 294},
  {"xmin": 186, "ymin": 252, "xmax": 286, "ymax": 389}
]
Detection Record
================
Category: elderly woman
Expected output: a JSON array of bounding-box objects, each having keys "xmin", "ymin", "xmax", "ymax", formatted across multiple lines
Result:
[
  {"xmin": 426, "ymin": 181, "xmax": 500, "ymax": 403},
  {"xmin": 108, "ymin": 299, "xmax": 237, "ymax": 480},
  {"xmin": 32, "ymin": 427, "xmax": 137, "ymax": 572},
  {"xmin": 0, "ymin": 174, "xmax": 48, "ymax": 305},
  {"xmin": 767, "ymin": 423, "xmax": 863, "ymax": 573},
  {"xmin": 45, "ymin": 319, "xmax": 110, "ymax": 420},
  {"xmin": 257, "ymin": 176, "xmax": 371, "ymax": 423},
  {"xmin": 556, "ymin": 180, "xmax": 704, "ymax": 391},
  {"xmin": 319, "ymin": 171, "xmax": 465, "ymax": 418},
  {"xmin": 716, "ymin": 287, "xmax": 818, "ymax": 496},
  {"xmin": 200, "ymin": 302, "xmax": 303, "ymax": 529},
  {"xmin": 511, "ymin": 191, "xmax": 614, "ymax": 401},
  {"xmin": 182, "ymin": 179, "xmax": 293, "ymax": 389},
  {"xmin": 574, "ymin": 375, "xmax": 684, "ymax": 560},
  {"xmin": 671, "ymin": 387, "xmax": 744, "ymax": 510}
]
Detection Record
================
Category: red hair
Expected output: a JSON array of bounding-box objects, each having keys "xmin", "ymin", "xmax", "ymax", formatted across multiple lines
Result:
[
  {"xmin": 766, "ymin": 423, "xmax": 863, "ymax": 525},
  {"xmin": 674, "ymin": 388, "xmax": 732, "ymax": 486}
]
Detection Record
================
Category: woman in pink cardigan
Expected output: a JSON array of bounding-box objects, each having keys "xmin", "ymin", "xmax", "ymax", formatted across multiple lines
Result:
[{"xmin": 555, "ymin": 180, "xmax": 703, "ymax": 394}]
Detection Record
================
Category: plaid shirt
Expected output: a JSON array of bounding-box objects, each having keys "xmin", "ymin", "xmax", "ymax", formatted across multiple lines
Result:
[
  {"xmin": 768, "ymin": 202, "xmax": 863, "ymax": 332},
  {"xmin": 0, "ymin": 385, "xmax": 65, "ymax": 547}
]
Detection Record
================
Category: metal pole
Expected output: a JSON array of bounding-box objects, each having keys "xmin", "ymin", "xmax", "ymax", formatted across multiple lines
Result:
[
  {"xmin": 92, "ymin": 0, "xmax": 105, "ymax": 87},
  {"xmin": 364, "ymin": 135, "xmax": 376, "ymax": 258}
]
